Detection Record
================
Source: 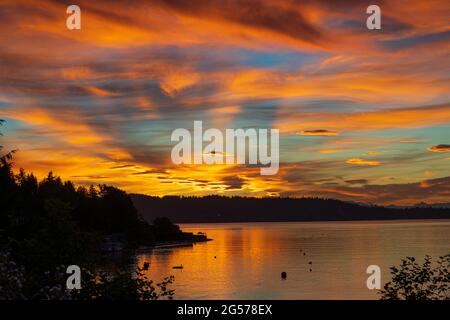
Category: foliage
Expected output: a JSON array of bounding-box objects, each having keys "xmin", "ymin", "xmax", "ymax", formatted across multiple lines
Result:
[
  {"xmin": 0, "ymin": 120, "xmax": 16, "ymax": 164},
  {"xmin": 0, "ymin": 251, "xmax": 26, "ymax": 300},
  {"xmin": 73, "ymin": 268, "xmax": 175, "ymax": 300},
  {"xmin": 0, "ymin": 251, "xmax": 175, "ymax": 300},
  {"xmin": 379, "ymin": 254, "xmax": 450, "ymax": 300},
  {"xmin": 0, "ymin": 251, "xmax": 71, "ymax": 300},
  {"xmin": 0, "ymin": 160, "xmax": 176, "ymax": 299}
]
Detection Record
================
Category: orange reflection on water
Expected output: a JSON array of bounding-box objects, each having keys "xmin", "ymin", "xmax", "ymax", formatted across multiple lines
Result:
[{"xmin": 135, "ymin": 221, "xmax": 450, "ymax": 300}]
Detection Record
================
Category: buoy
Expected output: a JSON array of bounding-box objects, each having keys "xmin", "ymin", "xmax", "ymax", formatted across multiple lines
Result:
[
  {"xmin": 308, "ymin": 261, "xmax": 312, "ymax": 264},
  {"xmin": 309, "ymin": 269, "xmax": 312, "ymax": 272},
  {"xmin": 281, "ymin": 272, "xmax": 287, "ymax": 279}
]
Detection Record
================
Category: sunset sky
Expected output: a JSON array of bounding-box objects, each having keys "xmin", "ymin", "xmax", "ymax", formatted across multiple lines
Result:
[{"xmin": 1, "ymin": 0, "xmax": 449, "ymax": 205}]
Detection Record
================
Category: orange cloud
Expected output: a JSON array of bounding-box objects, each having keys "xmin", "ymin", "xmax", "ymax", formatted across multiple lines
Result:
[
  {"xmin": 135, "ymin": 97, "xmax": 155, "ymax": 111},
  {"xmin": 2, "ymin": 106, "xmax": 133, "ymax": 162},
  {"xmin": 277, "ymin": 104, "xmax": 450, "ymax": 134},
  {"xmin": 160, "ymin": 72, "xmax": 200, "ymax": 97},
  {"xmin": 61, "ymin": 67, "xmax": 99, "ymax": 80},
  {"xmin": 420, "ymin": 180, "xmax": 432, "ymax": 188},
  {"xmin": 364, "ymin": 151, "xmax": 383, "ymax": 155},
  {"xmin": 424, "ymin": 170, "xmax": 434, "ymax": 177},
  {"xmin": 1, "ymin": 0, "xmax": 449, "ymax": 206},
  {"xmin": 319, "ymin": 149, "xmax": 340, "ymax": 154},
  {"xmin": 428, "ymin": 144, "xmax": 450, "ymax": 152},
  {"xmin": 212, "ymin": 106, "xmax": 241, "ymax": 114},
  {"xmin": 346, "ymin": 158, "xmax": 381, "ymax": 166},
  {"xmin": 3, "ymin": 107, "xmax": 105, "ymax": 145},
  {"xmin": 84, "ymin": 86, "xmax": 119, "ymax": 97},
  {"xmin": 298, "ymin": 130, "xmax": 338, "ymax": 136}
]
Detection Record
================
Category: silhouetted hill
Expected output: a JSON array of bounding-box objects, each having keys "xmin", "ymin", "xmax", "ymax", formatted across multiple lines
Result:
[{"xmin": 130, "ymin": 194, "xmax": 450, "ymax": 223}]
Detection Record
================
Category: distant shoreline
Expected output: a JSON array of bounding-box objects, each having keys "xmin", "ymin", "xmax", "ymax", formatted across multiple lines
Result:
[
  {"xmin": 131, "ymin": 194, "xmax": 450, "ymax": 224},
  {"xmin": 178, "ymin": 218, "xmax": 450, "ymax": 225}
]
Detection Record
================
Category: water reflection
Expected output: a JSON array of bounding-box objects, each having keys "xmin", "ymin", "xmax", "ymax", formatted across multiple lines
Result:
[{"xmin": 134, "ymin": 220, "xmax": 450, "ymax": 299}]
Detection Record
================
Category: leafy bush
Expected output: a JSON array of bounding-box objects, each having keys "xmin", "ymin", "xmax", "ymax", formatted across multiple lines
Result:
[
  {"xmin": 0, "ymin": 251, "xmax": 175, "ymax": 300},
  {"xmin": 0, "ymin": 251, "xmax": 26, "ymax": 300},
  {"xmin": 380, "ymin": 254, "xmax": 450, "ymax": 300},
  {"xmin": 73, "ymin": 268, "xmax": 175, "ymax": 300}
]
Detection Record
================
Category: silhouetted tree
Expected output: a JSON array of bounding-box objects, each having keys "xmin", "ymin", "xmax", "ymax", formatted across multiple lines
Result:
[
  {"xmin": 379, "ymin": 255, "xmax": 450, "ymax": 300},
  {"xmin": 0, "ymin": 121, "xmax": 178, "ymax": 300},
  {"xmin": 0, "ymin": 119, "xmax": 15, "ymax": 164}
]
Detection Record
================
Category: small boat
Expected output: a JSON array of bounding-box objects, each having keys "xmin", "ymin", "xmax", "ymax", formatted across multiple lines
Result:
[{"xmin": 172, "ymin": 264, "xmax": 184, "ymax": 269}]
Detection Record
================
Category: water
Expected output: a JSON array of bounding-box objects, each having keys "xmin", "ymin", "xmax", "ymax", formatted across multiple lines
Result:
[{"xmin": 135, "ymin": 220, "xmax": 450, "ymax": 299}]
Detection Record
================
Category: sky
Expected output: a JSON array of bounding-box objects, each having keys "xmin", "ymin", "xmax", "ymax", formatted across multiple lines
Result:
[{"xmin": 0, "ymin": 0, "xmax": 449, "ymax": 205}]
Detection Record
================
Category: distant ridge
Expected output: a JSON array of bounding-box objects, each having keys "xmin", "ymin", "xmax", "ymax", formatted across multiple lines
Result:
[
  {"xmin": 387, "ymin": 202, "xmax": 450, "ymax": 209},
  {"xmin": 130, "ymin": 194, "xmax": 450, "ymax": 224}
]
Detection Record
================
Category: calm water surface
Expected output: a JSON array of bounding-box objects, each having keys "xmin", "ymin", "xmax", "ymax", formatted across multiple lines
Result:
[{"xmin": 135, "ymin": 220, "xmax": 450, "ymax": 299}]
